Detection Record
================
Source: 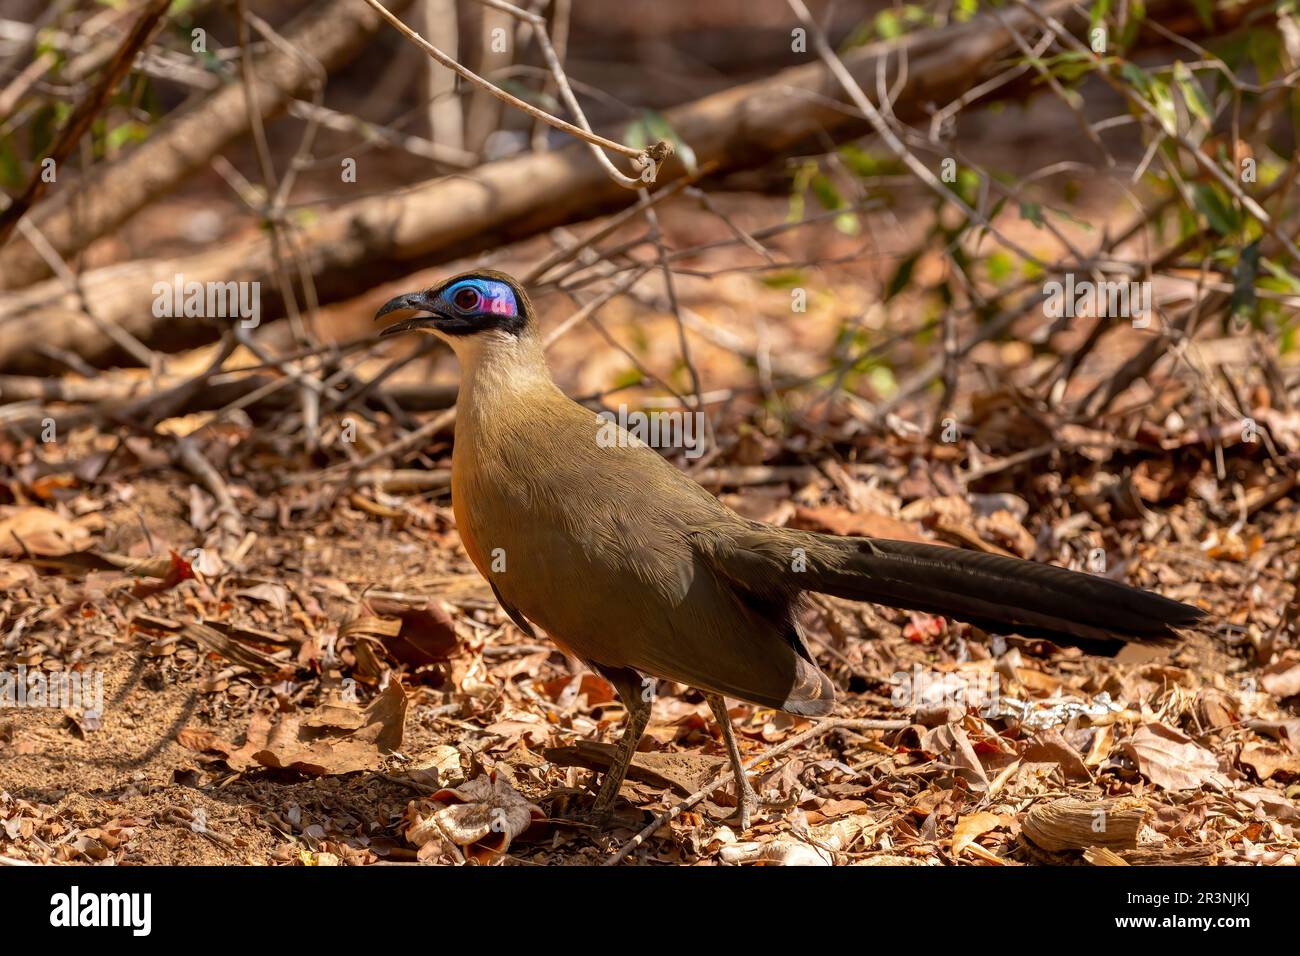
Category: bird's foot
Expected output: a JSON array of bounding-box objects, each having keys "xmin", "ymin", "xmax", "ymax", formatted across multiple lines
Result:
[{"xmin": 725, "ymin": 776, "xmax": 761, "ymax": 831}]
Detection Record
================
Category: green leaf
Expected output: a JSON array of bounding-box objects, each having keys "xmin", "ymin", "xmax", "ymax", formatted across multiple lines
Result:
[
  {"xmin": 1090, "ymin": 0, "xmax": 1111, "ymax": 31},
  {"xmin": 810, "ymin": 172, "xmax": 845, "ymax": 211},
  {"xmin": 1119, "ymin": 62, "xmax": 1153, "ymax": 97},
  {"xmin": 875, "ymin": 10, "xmax": 903, "ymax": 39},
  {"xmin": 948, "ymin": 167, "xmax": 981, "ymax": 208},
  {"xmin": 868, "ymin": 365, "xmax": 897, "ymax": 399},
  {"xmin": 1173, "ymin": 61, "xmax": 1213, "ymax": 125},
  {"xmin": 1043, "ymin": 50, "xmax": 1097, "ymax": 85},
  {"xmin": 610, "ymin": 368, "xmax": 643, "ymax": 391},
  {"xmin": 1193, "ymin": 183, "xmax": 1240, "ymax": 236},
  {"xmin": 1248, "ymin": 26, "xmax": 1282, "ymax": 83},
  {"xmin": 1019, "ymin": 200, "xmax": 1044, "ymax": 228},
  {"xmin": 838, "ymin": 143, "xmax": 902, "ymax": 177},
  {"xmin": 1230, "ymin": 240, "xmax": 1261, "ymax": 327},
  {"xmin": 760, "ymin": 270, "xmax": 807, "ymax": 289},
  {"xmin": 884, "ymin": 250, "xmax": 921, "ymax": 301},
  {"xmin": 1188, "ymin": 0, "xmax": 1214, "ymax": 31},
  {"xmin": 0, "ymin": 138, "xmax": 21, "ymax": 190},
  {"xmin": 105, "ymin": 120, "xmax": 148, "ymax": 152},
  {"xmin": 1119, "ymin": 0, "xmax": 1146, "ymax": 48},
  {"xmin": 985, "ymin": 250, "xmax": 1014, "ymax": 283},
  {"xmin": 1260, "ymin": 257, "xmax": 1300, "ymax": 294},
  {"xmin": 787, "ymin": 161, "xmax": 816, "ymax": 222},
  {"xmin": 1148, "ymin": 76, "xmax": 1178, "ymax": 135}
]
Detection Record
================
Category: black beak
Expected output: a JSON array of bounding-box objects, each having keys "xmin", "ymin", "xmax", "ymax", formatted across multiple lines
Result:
[{"xmin": 375, "ymin": 291, "xmax": 440, "ymax": 337}]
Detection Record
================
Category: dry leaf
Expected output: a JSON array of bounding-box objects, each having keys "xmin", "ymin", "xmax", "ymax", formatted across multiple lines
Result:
[
  {"xmin": 225, "ymin": 679, "xmax": 406, "ymax": 775},
  {"xmin": 1022, "ymin": 729, "xmax": 1092, "ymax": 781},
  {"xmin": 1123, "ymin": 723, "xmax": 1226, "ymax": 791},
  {"xmin": 403, "ymin": 773, "xmax": 543, "ymax": 865},
  {"xmin": 790, "ymin": 504, "xmax": 930, "ymax": 543},
  {"xmin": 952, "ymin": 811, "xmax": 1010, "ymax": 857},
  {"xmin": 175, "ymin": 728, "xmax": 232, "ymax": 754},
  {"xmin": 1260, "ymin": 659, "xmax": 1300, "ymax": 699},
  {"xmin": 0, "ymin": 506, "xmax": 91, "ymax": 557},
  {"xmin": 1239, "ymin": 741, "xmax": 1300, "ymax": 781}
]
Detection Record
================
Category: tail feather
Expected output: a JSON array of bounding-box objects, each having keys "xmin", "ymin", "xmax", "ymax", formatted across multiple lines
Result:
[{"xmin": 801, "ymin": 536, "xmax": 1205, "ymax": 655}]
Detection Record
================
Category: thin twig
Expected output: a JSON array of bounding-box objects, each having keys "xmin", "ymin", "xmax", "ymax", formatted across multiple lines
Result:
[{"xmin": 357, "ymin": 0, "xmax": 671, "ymax": 186}]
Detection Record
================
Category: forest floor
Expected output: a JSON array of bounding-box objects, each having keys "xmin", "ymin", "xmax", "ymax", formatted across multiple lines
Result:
[{"xmin": 2, "ymin": 148, "xmax": 1299, "ymax": 866}]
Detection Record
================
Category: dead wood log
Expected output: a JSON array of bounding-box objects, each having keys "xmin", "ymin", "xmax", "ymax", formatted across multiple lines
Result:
[
  {"xmin": 0, "ymin": 369, "xmax": 457, "ymax": 434},
  {"xmin": 0, "ymin": 0, "xmax": 1247, "ymax": 372},
  {"xmin": 1021, "ymin": 797, "xmax": 1146, "ymax": 852},
  {"xmin": 0, "ymin": 0, "xmax": 414, "ymax": 290}
]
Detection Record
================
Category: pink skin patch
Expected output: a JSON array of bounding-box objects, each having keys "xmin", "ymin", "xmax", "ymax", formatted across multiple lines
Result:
[{"xmin": 472, "ymin": 280, "xmax": 517, "ymax": 317}]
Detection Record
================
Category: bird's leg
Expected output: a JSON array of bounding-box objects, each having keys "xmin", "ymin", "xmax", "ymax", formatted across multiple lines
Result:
[
  {"xmin": 705, "ymin": 693, "xmax": 759, "ymax": 830},
  {"xmin": 586, "ymin": 664, "xmax": 653, "ymax": 824}
]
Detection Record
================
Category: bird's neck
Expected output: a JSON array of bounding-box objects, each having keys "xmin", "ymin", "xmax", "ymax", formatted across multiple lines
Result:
[{"xmin": 449, "ymin": 329, "xmax": 558, "ymax": 421}]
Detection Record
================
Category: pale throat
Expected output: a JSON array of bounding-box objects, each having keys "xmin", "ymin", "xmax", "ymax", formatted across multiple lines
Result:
[{"xmin": 443, "ymin": 328, "xmax": 552, "ymax": 413}]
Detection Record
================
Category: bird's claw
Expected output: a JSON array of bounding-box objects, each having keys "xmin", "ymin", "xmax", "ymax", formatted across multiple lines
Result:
[{"xmin": 727, "ymin": 777, "xmax": 761, "ymax": 831}]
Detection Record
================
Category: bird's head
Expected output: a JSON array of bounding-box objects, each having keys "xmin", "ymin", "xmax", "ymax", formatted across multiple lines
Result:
[{"xmin": 375, "ymin": 270, "xmax": 532, "ymax": 345}]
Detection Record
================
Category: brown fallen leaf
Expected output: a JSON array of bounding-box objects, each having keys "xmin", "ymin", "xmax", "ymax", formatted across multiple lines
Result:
[
  {"xmin": 234, "ymin": 582, "xmax": 291, "ymax": 615},
  {"xmin": 1235, "ymin": 787, "xmax": 1300, "ymax": 822},
  {"xmin": 952, "ymin": 811, "xmax": 1011, "ymax": 857},
  {"xmin": 1194, "ymin": 687, "xmax": 1239, "ymax": 730},
  {"xmin": 224, "ymin": 679, "xmax": 406, "ymax": 775},
  {"xmin": 1245, "ymin": 718, "xmax": 1300, "ymax": 750},
  {"xmin": 1122, "ymin": 723, "xmax": 1227, "ymax": 791},
  {"xmin": 790, "ymin": 504, "xmax": 931, "ymax": 543},
  {"xmin": 1022, "ymin": 729, "xmax": 1093, "ymax": 782},
  {"xmin": 920, "ymin": 723, "xmax": 990, "ymax": 790},
  {"xmin": 179, "ymin": 622, "xmax": 283, "ymax": 675},
  {"xmin": 0, "ymin": 506, "xmax": 91, "ymax": 557},
  {"xmin": 545, "ymin": 741, "xmax": 726, "ymax": 794},
  {"xmin": 1260, "ymin": 659, "xmax": 1300, "ymax": 700},
  {"xmin": 0, "ymin": 560, "xmax": 34, "ymax": 588},
  {"xmin": 540, "ymin": 672, "xmax": 616, "ymax": 707},
  {"xmin": 403, "ymin": 772, "xmax": 544, "ymax": 865},
  {"xmin": 1238, "ymin": 741, "xmax": 1300, "ymax": 782},
  {"xmin": 175, "ymin": 727, "xmax": 233, "ymax": 754},
  {"xmin": 348, "ymin": 598, "xmax": 460, "ymax": 669}
]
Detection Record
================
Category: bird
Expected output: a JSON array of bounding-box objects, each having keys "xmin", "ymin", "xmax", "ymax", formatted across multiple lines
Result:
[{"xmin": 376, "ymin": 269, "xmax": 1208, "ymax": 829}]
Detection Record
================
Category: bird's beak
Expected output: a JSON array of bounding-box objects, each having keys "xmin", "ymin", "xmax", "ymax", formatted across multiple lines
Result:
[{"xmin": 375, "ymin": 291, "xmax": 441, "ymax": 337}]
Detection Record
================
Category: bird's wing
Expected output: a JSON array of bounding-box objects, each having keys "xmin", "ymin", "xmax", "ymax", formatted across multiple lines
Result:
[{"xmin": 490, "ymin": 579, "xmax": 538, "ymax": 638}]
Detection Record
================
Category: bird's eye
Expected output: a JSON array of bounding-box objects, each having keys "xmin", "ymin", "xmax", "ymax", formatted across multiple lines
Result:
[{"xmin": 452, "ymin": 287, "xmax": 479, "ymax": 311}]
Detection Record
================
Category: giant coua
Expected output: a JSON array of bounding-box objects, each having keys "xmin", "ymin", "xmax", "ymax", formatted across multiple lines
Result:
[{"xmin": 377, "ymin": 270, "xmax": 1206, "ymax": 828}]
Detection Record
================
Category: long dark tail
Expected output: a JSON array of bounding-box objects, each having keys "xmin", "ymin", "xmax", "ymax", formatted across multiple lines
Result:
[{"xmin": 797, "ymin": 535, "xmax": 1206, "ymax": 655}]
